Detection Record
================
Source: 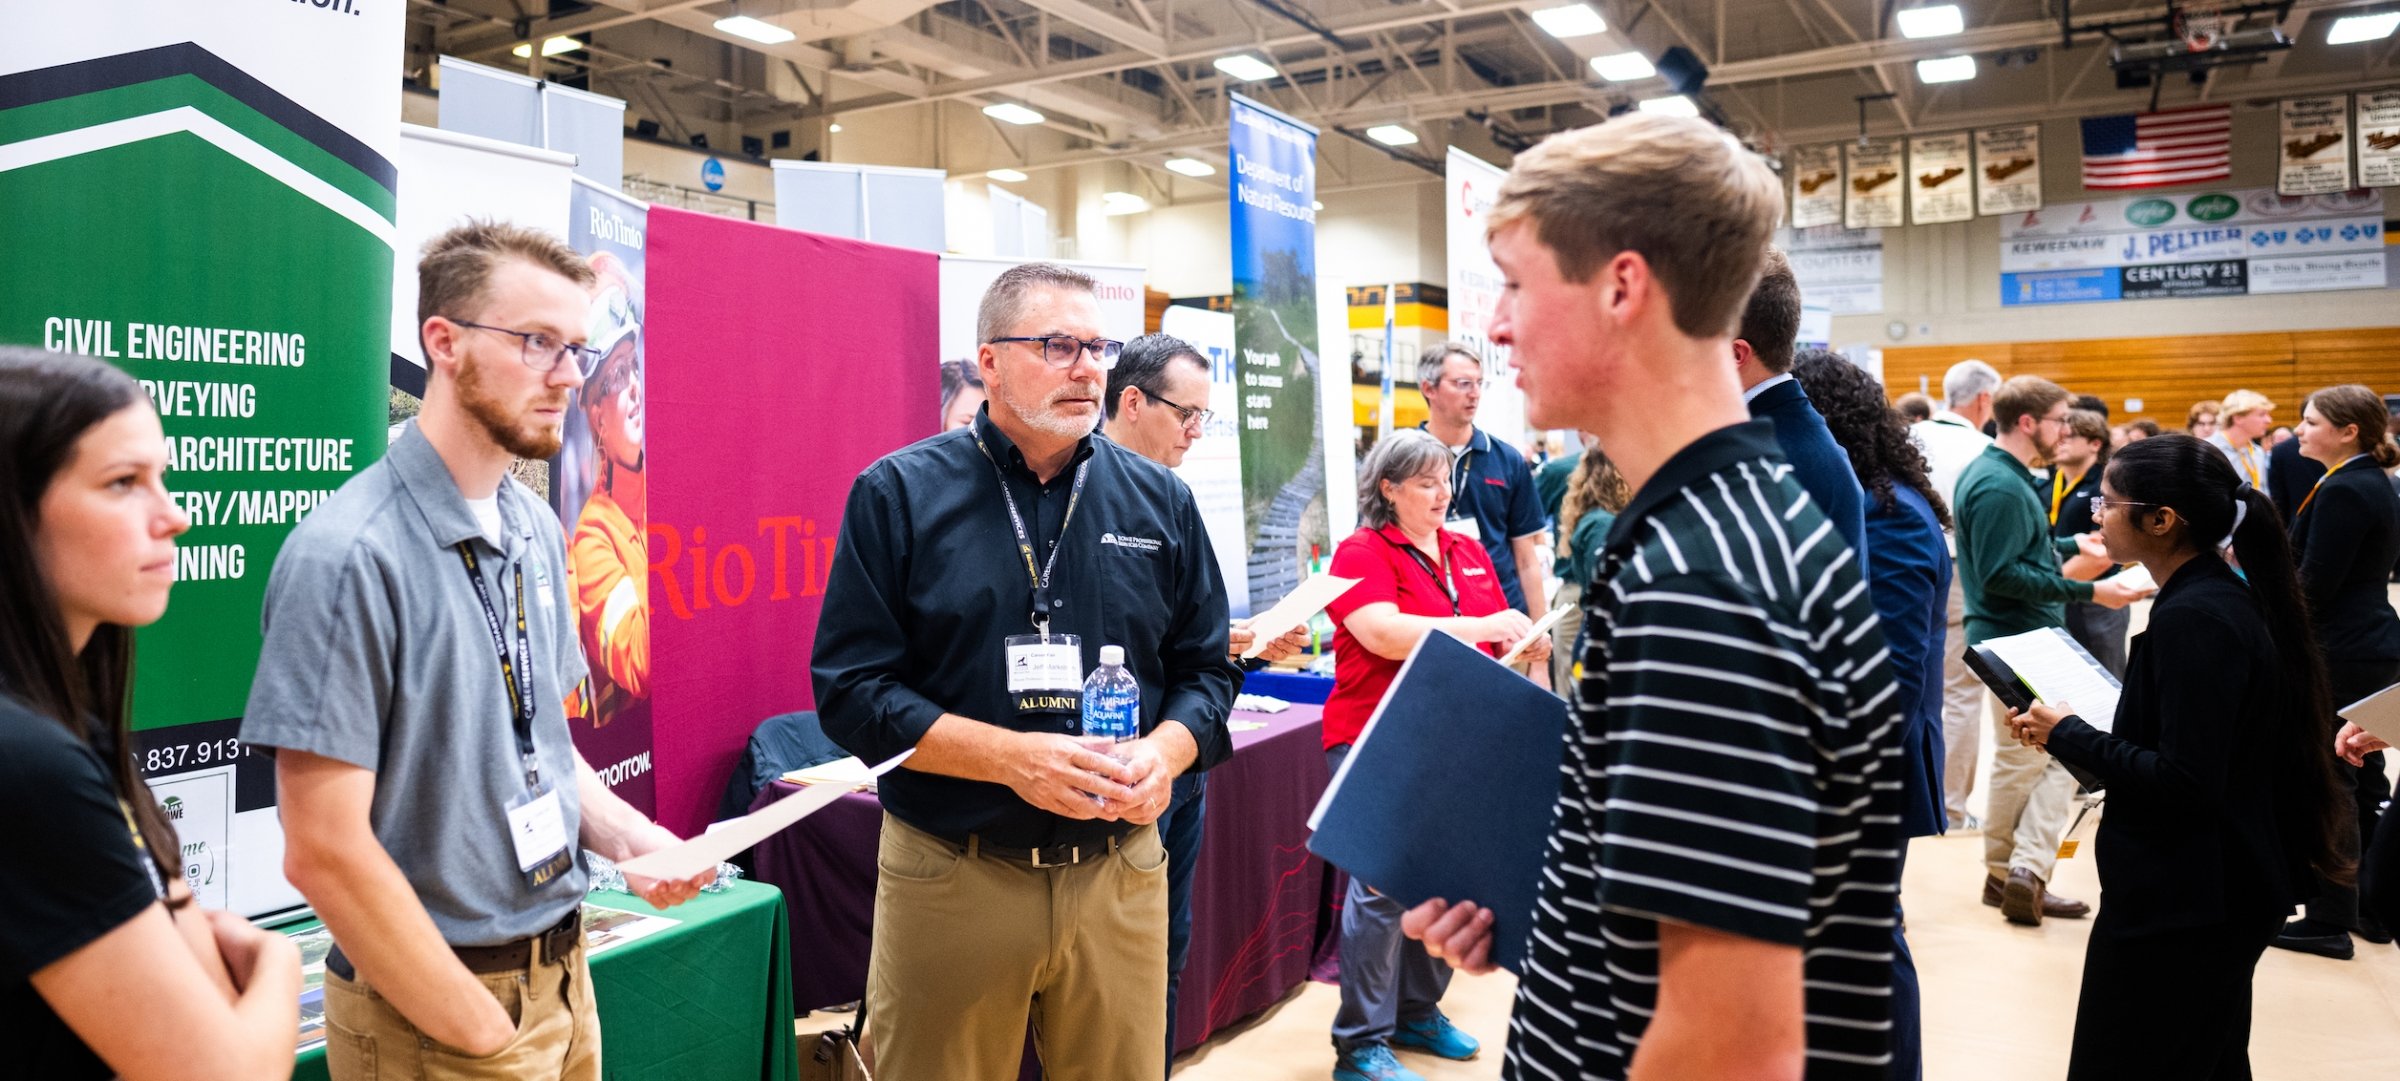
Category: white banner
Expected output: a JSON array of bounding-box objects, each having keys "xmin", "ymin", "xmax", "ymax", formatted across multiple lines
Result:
[
  {"xmin": 2002, "ymin": 186, "xmax": 2383, "ymax": 237},
  {"xmin": 2248, "ymin": 251, "xmax": 2389, "ymax": 293},
  {"xmin": 1160, "ymin": 305, "xmax": 1251, "ymax": 617},
  {"xmin": 1791, "ymin": 143, "xmax": 1844, "ymax": 229},
  {"xmin": 2281, "ymin": 96, "xmax": 2353, "ymax": 196},
  {"xmin": 938, "ymin": 256, "xmax": 1147, "ymax": 364},
  {"xmin": 2359, "ymin": 90, "xmax": 2400, "ymax": 189},
  {"xmin": 1845, "ymin": 138, "xmax": 1906, "ymax": 229},
  {"xmin": 1975, "ymin": 123, "xmax": 2043, "ymax": 216},
  {"xmin": 1445, "ymin": 146, "xmax": 1525, "ymax": 447},
  {"xmin": 1777, "ymin": 225, "xmax": 1885, "ymax": 314},
  {"xmin": 1909, "ymin": 132, "xmax": 1973, "ymax": 224},
  {"xmin": 391, "ymin": 124, "xmax": 577, "ymax": 374}
]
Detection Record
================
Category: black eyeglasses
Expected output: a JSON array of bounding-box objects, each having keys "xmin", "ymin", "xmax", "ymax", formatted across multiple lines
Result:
[
  {"xmin": 989, "ymin": 335, "xmax": 1124, "ymax": 370},
  {"xmin": 1141, "ymin": 387, "xmax": 1214, "ymax": 430},
  {"xmin": 453, "ymin": 321, "xmax": 604, "ymax": 377}
]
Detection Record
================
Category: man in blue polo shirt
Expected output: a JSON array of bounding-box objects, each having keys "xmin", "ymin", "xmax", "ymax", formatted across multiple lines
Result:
[{"xmin": 1416, "ymin": 343, "xmax": 1546, "ymax": 637}]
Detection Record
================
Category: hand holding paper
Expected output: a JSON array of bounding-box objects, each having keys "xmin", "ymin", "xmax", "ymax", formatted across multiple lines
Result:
[
  {"xmin": 617, "ymin": 750, "xmax": 916, "ymax": 883},
  {"xmin": 1241, "ymin": 575, "xmax": 1359, "ymax": 658},
  {"xmin": 1496, "ymin": 605, "xmax": 1571, "ymax": 667}
]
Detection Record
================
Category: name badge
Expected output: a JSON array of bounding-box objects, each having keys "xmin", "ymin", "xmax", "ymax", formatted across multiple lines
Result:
[
  {"xmin": 1442, "ymin": 517, "xmax": 1482, "ymax": 542},
  {"xmin": 1005, "ymin": 632, "xmax": 1083, "ymax": 721},
  {"xmin": 506, "ymin": 785, "xmax": 574, "ymax": 889}
]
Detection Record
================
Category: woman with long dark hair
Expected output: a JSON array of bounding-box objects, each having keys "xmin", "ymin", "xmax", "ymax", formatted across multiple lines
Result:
[
  {"xmin": 2011, "ymin": 433, "xmax": 2346, "ymax": 1080},
  {"xmin": 1791, "ymin": 349, "xmax": 1952, "ymax": 1081},
  {"xmin": 2274, "ymin": 384, "xmax": 2400, "ymax": 959},
  {"xmin": 0, "ymin": 347, "xmax": 300, "ymax": 1079}
]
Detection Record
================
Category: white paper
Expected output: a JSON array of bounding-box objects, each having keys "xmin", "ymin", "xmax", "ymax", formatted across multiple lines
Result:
[
  {"xmin": 581, "ymin": 904, "xmax": 681, "ymax": 957},
  {"xmin": 1241, "ymin": 574, "xmax": 1360, "ymax": 658},
  {"xmin": 2340, "ymin": 682, "xmax": 2400, "ymax": 747},
  {"xmin": 780, "ymin": 756, "xmax": 877, "ymax": 790},
  {"xmin": 1497, "ymin": 605, "xmax": 1572, "ymax": 667},
  {"xmin": 1982, "ymin": 627, "xmax": 2122, "ymax": 733},
  {"xmin": 617, "ymin": 749, "xmax": 915, "ymax": 881},
  {"xmin": 2109, "ymin": 564, "xmax": 2157, "ymax": 594}
]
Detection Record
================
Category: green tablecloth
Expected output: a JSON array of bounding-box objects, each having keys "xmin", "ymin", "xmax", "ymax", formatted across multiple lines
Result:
[{"xmin": 290, "ymin": 881, "xmax": 797, "ymax": 1081}]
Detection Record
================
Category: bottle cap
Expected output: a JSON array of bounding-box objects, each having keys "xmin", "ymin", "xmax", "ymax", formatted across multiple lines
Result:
[{"xmin": 1099, "ymin": 645, "xmax": 1124, "ymax": 666}]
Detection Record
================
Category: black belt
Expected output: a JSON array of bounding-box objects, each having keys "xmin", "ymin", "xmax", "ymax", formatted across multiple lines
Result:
[
  {"xmin": 326, "ymin": 906, "xmax": 583, "ymax": 980},
  {"xmin": 943, "ymin": 827, "xmax": 1135, "ymax": 868}
]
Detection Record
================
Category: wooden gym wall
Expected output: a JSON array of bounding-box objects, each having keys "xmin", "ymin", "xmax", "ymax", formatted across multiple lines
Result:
[{"xmin": 1883, "ymin": 328, "xmax": 2400, "ymax": 429}]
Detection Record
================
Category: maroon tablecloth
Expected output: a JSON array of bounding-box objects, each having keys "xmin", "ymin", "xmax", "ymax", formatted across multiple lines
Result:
[{"xmin": 750, "ymin": 705, "xmax": 1336, "ymax": 1055}]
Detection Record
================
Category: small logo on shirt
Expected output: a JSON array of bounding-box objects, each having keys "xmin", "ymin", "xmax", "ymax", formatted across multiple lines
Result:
[
  {"xmin": 1101, "ymin": 532, "xmax": 1163, "ymax": 553},
  {"xmin": 534, "ymin": 570, "xmax": 555, "ymax": 609},
  {"xmin": 1483, "ymin": 477, "xmax": 1506, "ymax": 486},
  {"xmin": 1462, "ymin": 566, "xmax": 1488, "ymax": 576}
]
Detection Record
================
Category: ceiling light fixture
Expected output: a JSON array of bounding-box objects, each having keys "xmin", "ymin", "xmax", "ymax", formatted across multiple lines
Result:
[
  {"xmin": 1589, "ymin": 51, "xmax": 1656, "ymax": 81},
  {"xmin": 828, "ymin": 123, "xmax": 843, "ymax": 132},
  {"xmin": 1636, "ymin": 94, "xmax": 1699, "ymax": 117},
  {"xmin": 982, "ymin": 102, "xmax": 1046, "ymax": 125},
  {"xmin": 1529, "ymin": 3, "xmax": 1607, "ymax": 38},
  {"xmin": 1915, "ymin": 54, "xmax": 1977, "ymax": 82},
  {"xmin": 1102, "ymin": 191, "xmax": 1151, "ymax": 215},
  {"xmin": 1365, "ymin": 124, "xmax": 1420, "ymax": 146},
  {"xmin": 1894, "ymin": 4, "xmax": 1964, "ymax": 39},
  {"xmin": 714, "ymin": 14, "xmax": 798, "ymax": 44},
  {"xmin": 512, "ymin": 36, "xmax": 585, "ymax": 58},
  {"xmin": 2328, "ymin": 12, "xmax": 2400, "ymax": 43},
  {"xmin": 1213, "ymin": 54, "xmax": 1279, "ymax": 81},
  {"xmin": 1164, "ymin": 157, "xmax": 1217, "ymax": 177},
  {"xmin": 987, "ymin": 168, "xmax": 1029, "ymax": 183}
]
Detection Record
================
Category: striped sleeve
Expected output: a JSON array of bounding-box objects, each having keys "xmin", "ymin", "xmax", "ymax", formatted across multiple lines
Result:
[{"xmin": 1597, "ymin": 570, "xmax": 1822, "ymax": 947}]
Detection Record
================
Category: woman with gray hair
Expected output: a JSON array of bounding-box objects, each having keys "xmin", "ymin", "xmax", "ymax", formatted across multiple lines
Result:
[{"xmin": 1316, "ymin": 428, "xmax": 1544, "ymax": 1081}]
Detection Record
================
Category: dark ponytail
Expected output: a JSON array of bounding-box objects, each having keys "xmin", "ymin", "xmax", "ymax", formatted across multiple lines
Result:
[{"xmin": 2103, "ymin": 434, "xmax": 2348, "ymax": 886}]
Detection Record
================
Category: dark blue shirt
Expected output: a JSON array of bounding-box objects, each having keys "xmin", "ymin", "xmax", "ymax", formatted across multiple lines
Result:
[
  {"xmin": 1418, "ymin": 424, "xmax": 1546, "ymax": 611},
  {"xmin": 1864, "ymin": 484, "xmax": 1951, "ymax": 839},
  {"xmin": 811, "ymin": 407, "xmax": 1240, "ymax": 848},
  {"xmin": 1747, "ymin": 376, "xmax": 1870, "ymax": 566}
]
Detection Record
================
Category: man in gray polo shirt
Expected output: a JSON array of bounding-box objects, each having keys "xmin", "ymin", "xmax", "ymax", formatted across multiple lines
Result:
[{"xmin": 244, "ymin": 221, "xmax": 712, "ymax": 1080}]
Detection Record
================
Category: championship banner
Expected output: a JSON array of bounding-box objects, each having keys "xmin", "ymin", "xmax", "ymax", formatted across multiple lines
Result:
[
  {"xmin": 1998, "ymin": 186, "xmax": 2385, "ymax": 305},
  {"xmin": 1908, "ymin": 132, "xmax": 1973, "ymax": 224},
  {"xmin": 1228, "ymin": 93, "xmax": 1323, "ymax": 615},
  {"xmin": 558, "ymin": 178, "xmax": 655, "ymax": 815},
  {"xmin": 2280, "ymin": 96, "xmax": 2352, "ymax": 196},
  {"xmin": 2360, "ymin": 90, "xmax": 2400, "ymax": 188},
  {"xmin": 1975, "ymin": 124, "xmax": 2043, "ymax": 216},
  {"xmin": 2, "ymin": 3, "xmax": 401, "ymax": 918},
  {"xmin": 1445, "ymin": 146, "xmax": 1525, "ymax": 447},
  {"xmin": 1160, "ymin": 304, "xmax": 1250, "ymax": 618},
  {"xmin": 1845, "ymin": 138, "xmax": 1905, "ymax": 229},
  {"xmin": 644, "ymin": 207, "xmax": 936, "ymax": 836},
  {"xmin": 1790, "ymin": 143, "xmax": 1843, "ymax": 228}
]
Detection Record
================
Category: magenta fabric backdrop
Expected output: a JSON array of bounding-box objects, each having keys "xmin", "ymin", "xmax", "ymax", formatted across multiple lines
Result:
[{"xmin": 644, "ymin": 206, "xmax": 938, "ymax": 837}]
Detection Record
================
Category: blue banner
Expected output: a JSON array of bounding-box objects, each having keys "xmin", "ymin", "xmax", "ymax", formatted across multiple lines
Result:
[
  {"xmin": 1229, "ymin": 93, "xmax": 1321, "ymax": 611},
  {"xmin": 2002, "ymin": 268, "xmax": 2121, "ymax": 306}
]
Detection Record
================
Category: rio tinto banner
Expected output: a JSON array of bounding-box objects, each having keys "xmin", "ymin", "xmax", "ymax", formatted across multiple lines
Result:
[
  {"xmin": 1, "ymin": 1, "xmax": 401, "ymax": 918},
  {"xmin": 1229, "ymin": 93, "xmax": 1323, "ymax": 614},
  {"xmin": 1446, "ymin": 146, "xmax": 1525, "ymax": 448}
]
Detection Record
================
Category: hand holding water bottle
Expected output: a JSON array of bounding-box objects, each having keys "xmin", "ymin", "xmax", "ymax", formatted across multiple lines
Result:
[{"xmin": 1081, "ymin": 645, "xmax": 1174, "ymax": 821}]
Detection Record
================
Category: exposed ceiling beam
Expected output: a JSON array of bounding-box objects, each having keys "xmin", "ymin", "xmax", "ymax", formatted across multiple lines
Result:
[{"xmin": 1010, "ymin": 0, "xmax": 1168, "ymax": 57}]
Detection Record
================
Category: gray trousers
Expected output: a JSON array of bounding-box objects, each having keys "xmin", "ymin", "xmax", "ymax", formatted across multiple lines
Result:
[{"xmin": 1326, "ymin": 744, "xmax": 1453, "ymax": 1051}]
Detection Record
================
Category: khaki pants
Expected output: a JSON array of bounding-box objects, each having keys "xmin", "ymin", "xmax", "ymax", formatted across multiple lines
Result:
[
  {"xmin": 867, "ymin": 814, "xmax": 1168, "ymax": 1081},
  {"xmin": 323, "ymin": 936, "xmax": 599, "ymax": 1081},
  {"xmin": 1983, "ymin": 700, "xmax": 2077, "ymax": 882},
  {"xmin": 1939, "ymin": 578, "xmax": 1984, "ymax": 830}
]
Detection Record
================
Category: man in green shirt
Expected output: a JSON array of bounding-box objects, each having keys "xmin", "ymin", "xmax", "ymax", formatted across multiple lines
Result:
[{"xmin": 1954, "ymin": 375, "xmax": 2144, "ymax": 927}]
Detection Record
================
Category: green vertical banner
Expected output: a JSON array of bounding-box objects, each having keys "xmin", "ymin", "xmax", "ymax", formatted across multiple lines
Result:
[
  {"xmin": 1228, "ymin": 93, "xmax": 1323, "ymax": 614},
  {"xmin": 0, "ymin": 5, "xmax": 401, "ymax": 917}
]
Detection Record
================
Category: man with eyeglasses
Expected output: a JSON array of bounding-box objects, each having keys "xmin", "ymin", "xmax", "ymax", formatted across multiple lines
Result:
[
  {"xmin": 1414, "ymin": 344, "xmax": 1548, "ymax": 664},
  {"xmin": 813, "ymin": 263, "xmax": 1241, "ymax": 1080},
  {"xmin": 1101, "ymin": 331, "xmax": 1307, "ymax": 1071},
  {"xmin": 245, "ymin": 221, "xmax": 715, "ymax": 1081},
  {"xmin": 1953, "ymin": 375, "xmax": 2145, "ymax": 928}
]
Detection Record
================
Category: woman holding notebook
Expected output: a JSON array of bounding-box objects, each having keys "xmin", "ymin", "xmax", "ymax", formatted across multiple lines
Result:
[
  {"xmin": 1316, "ymin": 429, "xmax": 1545, "ymax": 1081},
  {"xmin": 2008, "ymin": 434, "xmax": 2346, "ymax": 1080}
]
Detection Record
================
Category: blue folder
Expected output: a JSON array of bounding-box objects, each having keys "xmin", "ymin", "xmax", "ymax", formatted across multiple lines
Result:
[{"xmin": 1306, "ymin": 630, "xmax": 1569, "ymax": 973}]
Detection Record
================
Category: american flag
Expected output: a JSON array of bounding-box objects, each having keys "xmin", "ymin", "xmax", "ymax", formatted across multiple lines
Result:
[{"xmin": 2080, "ymin": 104, "xmax": 2233, "ymax": 190}]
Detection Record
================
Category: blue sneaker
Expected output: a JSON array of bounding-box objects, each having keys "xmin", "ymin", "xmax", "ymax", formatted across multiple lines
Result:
[
  {"xmin": 1392, "ymin": 1012, "xmax": 1481, "ymax": 1061},
  {"xmin": 1332, "ymin": 1042, "xmax": 1426, "ymax": 1081}
]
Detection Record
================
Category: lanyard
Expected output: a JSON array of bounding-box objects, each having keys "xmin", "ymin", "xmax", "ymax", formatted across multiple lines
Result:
[
  {"xmin": 1447, "ymin": 445, "xmax": 1474, "ymax": 520},
  {"xmin": 2232, "ymin": 442, "xmax": 2264, "ymax": 490},
  {"xmin": 2049, "ymin": 469, "xmax": 2082, "ymax": 526},
  {"xmin": 1389, "ymin": 533, "xmax": 1460, "ymax": 615},
  {"xmin": 975, "ymin": 433, "xmax": 1091, "ymax": 635},
  {"xmin": 2296, "ymin": 454, "xmax": 2369, "ymax": 521},
  {"xmin": 455, "ymin": 541, "xmax": 541, "ymax": 792}
]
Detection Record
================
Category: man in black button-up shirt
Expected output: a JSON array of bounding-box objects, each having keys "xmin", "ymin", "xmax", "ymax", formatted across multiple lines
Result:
[{"xmin": 811, "ymin": 262, "xmax": 1238, "ymax": 1081}]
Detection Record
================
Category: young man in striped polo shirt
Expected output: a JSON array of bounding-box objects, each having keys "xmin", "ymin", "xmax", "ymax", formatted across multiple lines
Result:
[{"xmin": 1403, "ymin": 113, "xmax": 1907, "ymax": 1079}]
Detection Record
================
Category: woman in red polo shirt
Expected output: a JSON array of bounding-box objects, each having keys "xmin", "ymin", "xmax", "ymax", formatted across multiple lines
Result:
[{"xmin": 1320, "ymin": 428, "xmax": 1544, "ymax": 1081}]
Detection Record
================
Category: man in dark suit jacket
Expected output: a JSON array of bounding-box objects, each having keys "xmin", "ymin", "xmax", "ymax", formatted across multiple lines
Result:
[
  {"xmin": 2268, "ymin": 434, "xmax": 2327, "ymax": 524},
  {"xmin": 1735, "ymin": 249, "xmax": 1870, "ymax": 564}
]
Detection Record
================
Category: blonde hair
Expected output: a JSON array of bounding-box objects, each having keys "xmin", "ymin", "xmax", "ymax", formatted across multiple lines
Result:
[
  {"xmin": 1487, "ymin": 114, "xmax": 1784, "ymax": 338},
  {"xmin": 2220, "ymin": 388, "xmax": 2275, "ymax": 419},
  {"xmin": 1558, "ymin": 448, "xmax": 1633, "ymax": 559}
]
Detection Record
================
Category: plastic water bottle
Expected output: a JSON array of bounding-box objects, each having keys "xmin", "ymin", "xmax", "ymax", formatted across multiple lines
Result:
[{"xmin": 1080, "ymin": 645, "xmax": 1141, "ymax": 745}]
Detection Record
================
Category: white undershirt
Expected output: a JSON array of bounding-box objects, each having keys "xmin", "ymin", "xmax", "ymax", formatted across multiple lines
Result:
[{"xmin": 465, "ymin": 495, "xmax": 504, "ymax": 547}]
